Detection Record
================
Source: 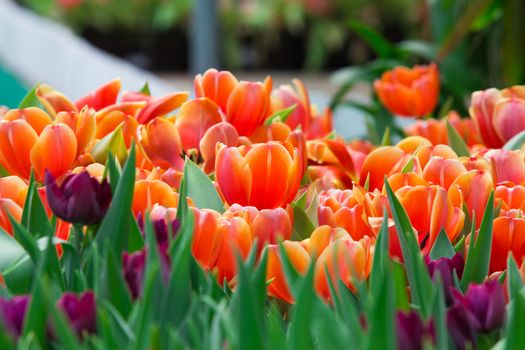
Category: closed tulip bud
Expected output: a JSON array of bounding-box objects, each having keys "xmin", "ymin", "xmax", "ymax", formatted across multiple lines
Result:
[
  {"xmin": 266, "ymin": 241, "xmax": 310, "ymax": 303},
  {"xmin": 132, "ymin": 180, "xmax": 179, "ymax": 216},
  {"xmin": 0, "ymin": 295, "xmax": 30, "ymax": 338},
  {"xmin": 490, "ymin": 209, "xmax": 525, "ymax": 272},
  {"xmin": 446, "ymin": 304, "xmax": 479, "ymax": 350},
  {"xmin": 55, "ymin": 107, "xmax": 96, "ymax": 157},
  {"xmin": 423, "ymin": 156, "xmax": 467, "ymax": 190},
  {"xmin": 396, "ymin": 311, "xmax": 435, "ymax": 350},
  {"xmin": 486, "ymin": 149, "xmax": 525, "ymax": 185},
  {"xmin": 0, "ymin": 119, "xmax": 39, "ymax": 179},
  {"xmin": 2, "ymin": 107, "xmax": 53, "ymax": 134},
  {"xmin": 194, "ymin": 69, "xmax": 239, "ymax": 113},
  {"xmin": 470, "ymin": 86, "xmax": 525, "ymax": 148},
  {"xmin": 56, "ymin": 291, "xmax": 96, "ymax": 337},
  {"xmin": 191, "ymin": 208, "xmax": 222, "ymax": 269},
  {"xmin": 495, "ymin": 185, "xmax": 525, "ymax": 212},
  {"xmin": 359, "ymin": 146, "xmax": 410, "ymax": 191},
  {"xmin": 45, "ymin": 170, "xmax": 111, "ymax": 225},
  {"xmin": 30, "ymin": 123, "xmax": 78, "ymax": 181},
  {"xmin": 199, "ymin": 122, "xmax": 239, "ymax": 173},
  {"xmin": 308, "ymin": 225, "xmax": 348, "ymax": 258},
  {"xmin": 122, "ymin": 248, "xmax": 171, "ymax": 299},
  {"xmin": 75, "ymin": 78, "xmax": 121, "ymax": 111},
  {"xmin": 215, "ymin": 141, "xmax": 302, "ymax": 209},
  {"xmin": 175, "ymin": 98, "xmax": 222, "ymax": 152},
  {"xmin": 425, "ymin": 253, "xmax": 464, "ymax": 303},
  {"xmin": 0, "ymin": 176, "xmax": 27, "ymax": 235},
  {"xmin": 374, "ymin": 63, "xmax": 439, "ymax": 117}
]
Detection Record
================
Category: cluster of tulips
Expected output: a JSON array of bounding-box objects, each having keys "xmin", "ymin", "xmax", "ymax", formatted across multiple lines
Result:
[{"xmin": 1, "ymin": 64, "xmax": 525, "ymax": 348}]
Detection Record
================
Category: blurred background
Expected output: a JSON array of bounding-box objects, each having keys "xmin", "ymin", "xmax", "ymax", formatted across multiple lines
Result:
[{"xmin": 1, "ymin": 0, "xmax": 524, "ymax": 137}]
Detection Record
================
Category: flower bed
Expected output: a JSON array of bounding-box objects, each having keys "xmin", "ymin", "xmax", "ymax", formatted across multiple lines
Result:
[{"xmin": 0, "ymin": 65, "xmax": 525, "ymax": 349}]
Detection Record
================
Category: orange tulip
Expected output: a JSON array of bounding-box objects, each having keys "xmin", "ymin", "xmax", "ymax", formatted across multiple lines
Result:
[
  {"xmin": 0, "ymin": 119, "xmax": 39, "ymax": 179},
  {"xmin": 174, "ymin": 98, "xmax": 222, "ymax": 151},
  {"xmin": 75, "ymin": 78, "xmax": 121, "ymax": 111},
  {"xmin": 490, "ymin": 210, "xmax": 525, "ymax": 273},
  {"xmin": 359, "ymin": 146, "xmax": 410, "ymax": 190},
  {"xmin": 470, "ymin": 86, "xmax": 525, "ymax": 148},
  {"xmin": 307, "ymin": 165, "xmax": 354, "ymax": 190},
  {"xmin": 2, "ymin": 107, "xmax": 53, "ymax": 135},
  {"xmin": 423, "ymin": 156, "xmax": 467, "ymax": 190},
  {"xmin": 132, "ymin": 180, "xmax": 179, "ymax": 215},
  {"xmin": 249, "ymin": 122, "xmax": 292, "ymax": 144},
  {"xmin": 266, "ymin": 241, "xmax": 311, "ymax": 303},
  {"xmin": 385, "ymin": 172, "xmax": 429, "ymax": 193},
  {"xmin": 55, "ymin": 108, "xmax": 96, "ymax": 157},
  {"xmin": 213, "ymin": 216, "xmax": 254, "ymax": 283},
  {"xmin": 486, "ymin": 149, "xmax": 525, "ymax": 185},
  {"xmin": 374, "ymin": 63, "xmax": 439, "ymax": 117},
  {"xmin": 308, "ymin": 225, "xmax": 348, "ymax": 258},
  {"xmin": 495, "ymin": 185, "xmax": 525, "ymax": 212},
  {"xmin": 121, "ymin": 90, "xmax": 189, "ymax": 124},
  {"xmin": 215, "ymin": 141, "xmax": 302, "ymax": 209},
  {"xmin": 225, "ymin": 204, "xmax": 292, "ymax": 251},
  {"xmin": 138, "ymin": 118, "xmax": 184, "ymax": 170},
  {"xmin": 191, "ymin": 208, "xmax": 222, "ymax": 269},
  {"xmin": 314, "ymin": 236, "xmax": 373, "ymax": 301},
  {"xmin": 270, "ymin": 79, "xmax": 311, "ymax": 131},
  {"xmin": 397, "ymin": 184, "xmax": 464, "ymax": 252},
  {"xmin": 226, "ymin": 80, "xmax": 271, "ymax": 136},
  {"xmin": 95, "ymin": 110, "xmax": 139, "ymax": 148},
  {"xmin": 0, "ymin": 198, "xmax": 23, "ymax": 235},
  {"xmin": 397, "ymin": 136, "xmax": 458, "ymax": 169},
  {"xmin": 30, "ymin": 123, "xmax": 78, "ymax": 181},
  {"xmin": 199, "ymin": 122, "xmax": 239, "ymax": 173},
  {"xmin": 318, "ymin": 189, "xmax": 373, "ymax": 240},
  {"xmin": 36, "ymin": 84, "xmax": 77, "ymax": 116},
  {"xmin": 194, "ymin": 69, "xmax": 239, "ymax": 113},
  {"xmin": 0, "ymin": 176, "xmax": 28, "ymax": 235},
  {"xmin": 449, "ymin": 170, "xmax": 494, "ymax": 227}
]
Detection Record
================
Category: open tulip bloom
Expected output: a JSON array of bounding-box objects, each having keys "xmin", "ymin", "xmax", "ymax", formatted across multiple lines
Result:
[{"xmin": 1, "ymin": 67, "xmax": 525, "ymax": 349}]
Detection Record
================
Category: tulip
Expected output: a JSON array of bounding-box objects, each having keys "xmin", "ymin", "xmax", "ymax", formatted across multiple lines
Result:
[
  {"xmin": 451, "ymin": 280, "xmax": 506, "ymax": 333},
  {"xmin": 0, "ymin": 176, "xmax": 27, "ymax": 235},
  {"xmin": 148, "ymin": 205, "xmax": 180, "ymax": 248},
  {"xmin": 446, "ymin": 304, "xmax": 479, "ymax": 350},
  {"xmin": 374, "ymin": 63, "xmax": 439, "ymax": 117},
  {"xmin": 470, "ymin": 86, "xmax": 525, "ymax": 148},
  {"xmin": 307, "ymin": 225, "xmax": 348, "ymax": 258},
  {"xmin": 0, "ymin": 295, "xmax": 30, "ymax": 338},
  {"xmin": 30, "ymin": 123, "xmax": 78, "ymax": 181},
  {"xmin": 95, "ymin": 110, "xmax": 139, "ymax": 148},
  {"xmin": 55, "ymin": 108, "xmax": 96, "ymax": 157},
  {"xmin": 270, "ymin": 79, "xmax": 311, "ymax": 131},
  {"xmin": 314, "ymin": 236, "xmax": 373, "ymax": 300},
  {"xmin": 191, "ymin": 208, "xmax": 222, "ymax": 269},
  {"xmin": 396, "ymin": 311, "xmax": 435, "ymax": 350},
  {"xmin": 215, "ymin": 141, "xmax": 302, "ymax": 209},
  {"xmin": 132, "ymin": 180, "xmax": 179, "ymax": 216},
  {"xmin": 486, "ymin": 149, "xmax": 525, "ymax": 185},
  {"xmin": 359, "ymin": 146, "xmax": 410, "ymax": 191},
  {"xmin": 0, "ymin": 119, "xmax": 39, "ymax": 179},
  {"xmin": 122, "ymin": 248, "xmax": 171, "ymax": 299},
  {"xmin": 266, "ymin": 241, "xmax": 311, "ymax": 303},
  {"xmin": 174, "ymin": 98, "xmax": 222, "ymax": 152},
  {"xmin": 45, "ymin": 170, "xmax": 111, "ymax": 225},
  {"xmin": 495, "ymin": 185, "xmax": 525, "ymax": 212},
  {"xmin": 121, "ymin": 90, "xmax": 189, "ymax": 124},
  {"xmin": 138, "ymin": 117, "xmax": 184, "ymax": 170},
  {"xmin": 318, "ymin": 189, "xmax": 373, "ymax": 240},
  {"xmin": 422, "ymin": 156, "xmax": 467, "ymax": 190},
  {"xmin": 1, "ymin": 107, "xmax": 53, "ymax": 134},
  {"xmin": 490, "ymin": 209, "xmax": 525, "ymax": 272},
  {"xmin": 194, "ymin": 69, "xmax": 239, "ymax": 113},
  {"xmin": 397, "ymin": 185, "xmax": 464, "ymax": 252},
  {"xmin": 249, "ymin": 122, "xmax": 292, "ymax": 144},
  {"xmin": 226, "ymin": 81, "xmax": 271, "ymax": 136},
  {"xmin": 36, "ymin": 84, "xmax": 78, "ymax": 117},
  {"xmin": 424, "ymin": 253, "xmax": 464, "ymax": 303},
  {"xmin": 199, "ymin": 122, "xmax": 239, "ymax": 173},
  {"xmin": 56, "ymin": 291, "xmax": 96, "ymax": 336},
  {"xmin": 396, "ymin": 137, "xmax": 458, "ymax": 169},
  {"xmin": 385, "ymin": 172, "xmax": 429, "ymax": 193},
  {"xmin": 75, "ymin": 78, "xmax": 121, "ymax": 111}
]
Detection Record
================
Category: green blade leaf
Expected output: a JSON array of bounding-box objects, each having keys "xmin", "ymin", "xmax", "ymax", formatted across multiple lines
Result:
[
  {"xmin": 430, "ymin": 228, "xmax": 456, "ymax": 260},
  {"xmin": 290, "ymin": 202, "xmax": 315, "ymax": 241},
  {"xmin": 264, "ymin": 104, "xmax": 297, "ymax": 126},
  {"xmin": 348, "ymin": 20, "xmax": 394, "ymax": 58},
  {"xmin": 446, "ymin": 120, "xmax": 470, "ymax": 157},
  {"xmin": 507, "ymin": 256, "xmax": 524, "ymax": 301},
  {"xmin": 184, "ymin": 159, "xmax": 225, "ymax": 213},
  {"xmin": 505, "ymin": 290, "xmax": 525, "ymax": 350},
  {"xmin": 21, "ymin": 173, "xmax": 54, "ymax": 238},
  {"xmin": 503, "ymin": 130, "xmax": 525, "ymax": 150},
  {"xmin": 18, "ymin": 83, "xmax": 42, "ymax": 109},
  {"xmin": 460, "ymin": 192, "xmax": 494, "ymax": 289}
]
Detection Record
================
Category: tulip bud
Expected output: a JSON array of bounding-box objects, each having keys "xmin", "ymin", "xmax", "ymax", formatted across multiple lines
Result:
[
  {"xmin": 424, "ymin": 253, "xmax": 464, "ymax": 303},
  {"xmin": 0, "ymin": 295, "xmax": 30, "ymax": 339},
  {"xmin": 45, "ymin": 170, "xmax": 111, "ymax": 225},
  {"xmin": 396, "ymin": 311, "xmax": 435, "ymax": 350},
  {"xmin": 56, "ymin": 291, "xmax": 97, "ymax": 337}
]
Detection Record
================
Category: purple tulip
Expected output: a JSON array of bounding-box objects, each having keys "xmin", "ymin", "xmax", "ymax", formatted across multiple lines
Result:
[
  {"xmin": 122, "ymin": 247, "xmax": 170, "ymax": 299},
  {"xmin": 425, "ymin": 253, "xmax": 464, "ymax": 303},
  {"xmin": 45, "ymin": 170, "xmax": 111, "ymax": 225},
  {"xmin": 137, "ymin": 212, "xmax": 180, "ymax": 251},
  {"xmin": 396, "ymin": 311, "xmax": 435, "ymax": 350},
  {"xmin": 446, "ymin": 304, "xmax": 479, "ymax": 350},
  {"xmin": 57, "ymin": 291, "xmax": 97, "ymax": 336},
  {"xmin": 0, "ymin": 295, "xmax": 30, "ymax": 338},
  {"xmin": 451, "ymin": 280, "xmax": 506, "ymax": 333}
]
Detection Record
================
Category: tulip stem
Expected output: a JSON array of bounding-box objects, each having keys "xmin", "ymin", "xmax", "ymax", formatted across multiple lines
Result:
[{"xmin": 73, "ymin": 224, "xmax": 84, "ymax": 255}]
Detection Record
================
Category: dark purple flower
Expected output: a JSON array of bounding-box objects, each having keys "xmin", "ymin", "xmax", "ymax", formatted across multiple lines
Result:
[
  {"xmin": 452, "ymin": 280, "xmax": 506, "ymax": 333},
  {"xmin": 396, "ymin": 310, "xmax": 435, "ymax": 350},
  {"xmin": 446, "ymin": 304, "xmax": 478, "ymax": 350},
  {"xmin": 137, "ymin": 211, "xmax": 180, "ymax": 251},
  {"xmin": 45, "ymin": 170, "xmax": 111, "ymax": 225},
  {"xmin": 57, "ymin": 291, "xmax": 96, "ymax": 336},
  {"xmin": 122, "ymin": 247, "xmax": 170, "ymax": 299},
  {"xmin": 425, "ymin": 253, "xmax": 465, "ymax": 304},
  {"xmin": 0, "ymin": 295, "xmax": 30, "ymax": 338}
]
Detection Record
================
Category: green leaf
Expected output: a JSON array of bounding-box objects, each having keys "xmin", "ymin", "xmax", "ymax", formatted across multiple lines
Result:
[
  {"xmin": 348, "ymin": 20, "xmax": 394, "ymax": 58},
  {"xmin": 461, "ymin": 192, "xmax": 494, "ymax": 289},
  {"xmin": 430, "ymin": 228, "xmax": 456, "ymax": 260},
  {"xmin": 505, "ymin": 290, "xmax": 525, "ymax": 350},
  {"xmin": 99, "ymin": 301, "xmax": 136, "ymax": 347},
  {"xmin": 132, "ymin": 262, "xmax": 160, "ymax": 350},
  {"xmin": 507, "ymin": 256, "xmax": 524, "ymax": 301},
  {"xmin": 446, "ymin": 120, "xmax": 470, "ymax": 157},
  {"xmin": 431, "ymin": 275, "xmax": 448, "ymax": 350},
  {"xmin": 21, "ymin": 173, "xmax": 54, "ymax": 238},
  {"xmin": 263, "ymin": 104, "xmax": 297, "ymax": 126},
  {"xmin": 401, "ymin": 143, "xmax": 424, "ymax": 174},
  {"xmin": 184, "ymin": 159, "xmax": 225, "ymax": 213},
  {"xmin": 392, "ymin": 261, "xmax": 410, "ymax": 311},
  {"xmin": 503, "ymin": 130, "xmax": 525, "ymax": 151},
  {"xmin": 370, "ymin": 211, "xmax": 390, "ymax": 294},
  {"xmin": 100, "ymin": 244, "xmax": 132, "ymax": 318},
  {"xmin": 1, "ymin": 255, "xmax": 34, "ymax": 294},
  {"xmin": 0, "ymin": 228, "xmax": 25, "ymax": 271},
  {"xmin": 139, "ymin": 81, "xmax": 151, "ymax": 96},
  {"xmin": 381, "ymin": 127, "xmax": 391, "ymax": 146},
  {"xmin": 291, "ymin": 202, "xmax": 315, "ymax": 241},
  {"xmin": 18, "ymin": 83, "xmax": 42, "ymax": 109},
  {"xmin": 128, "ymin": 215, "xmax": 145, "ymax": 252},
  {"xmin": 394, "ymin": 40, "xmax": 438, "ymax": 60},
  {"xmin": 385, "ymin": 180, "xmax": 433, "ymax": 317},
  {"xmin": 91, "ymin": 124, "xmax": 128, "ymax": 164},
  {"xmin": 95, "ymin": 145, "xmax": 136, "ymax": 254}
]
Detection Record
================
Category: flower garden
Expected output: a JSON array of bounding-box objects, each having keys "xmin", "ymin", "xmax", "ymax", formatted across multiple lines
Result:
[{"xmin": 0, "ymin": 62, "xmax": 524, "ymax": 349}]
